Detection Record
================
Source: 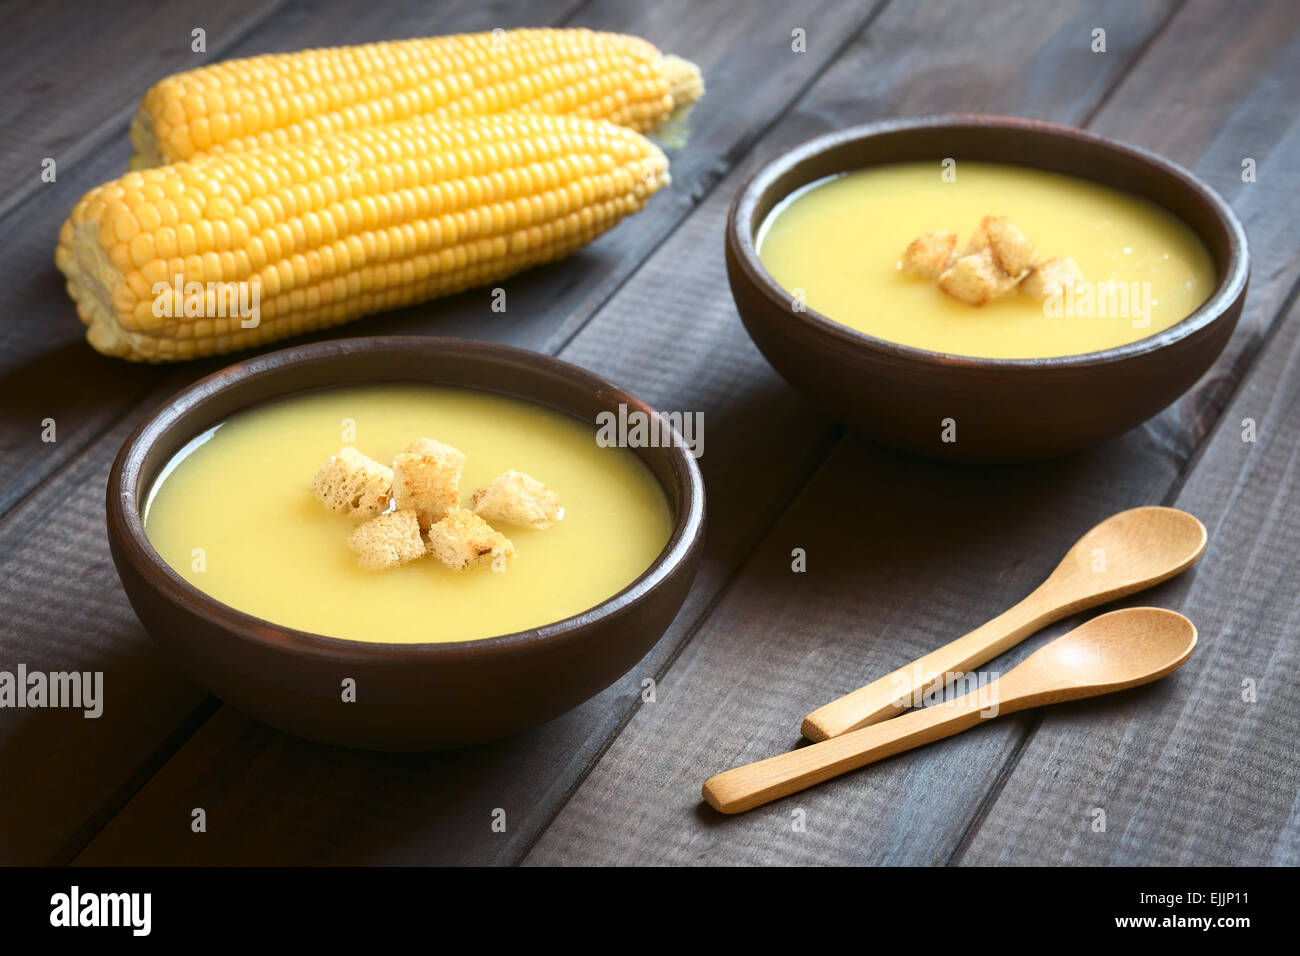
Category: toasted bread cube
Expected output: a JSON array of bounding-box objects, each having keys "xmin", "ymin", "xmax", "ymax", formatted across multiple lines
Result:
[
  {"xmin": 347, "ymin": 509, "xmax": 426, "ymax": 571},
  {"xmin": 938, "ymin": 249, "xmax": 1016, "ymax": 306},
  {"xmin": 405, "ymin": 437, "xmax": 467, "ymax": 472},
  {"xmin": 471, "ymin": 470, "xmax": 562, "ymax": 530},
  {"xmin": 963, "ymin": 217, "xmax": 992, "ymax": 255},
  {"xmin": 900, "ymin": 230, "xmax": 958, "ymax": 278},
  {"xmin": 985, "ymin": 217, "xmax": 1038, "ymax": 276},
  {"xmin": 392, "ymin": 451, "xmax": 461, "ymax": 530},
  {"xmin": 965, "ymin": 215, "xmax": 1037, "ymax": 277},
  {"xmin": 426, "ymin": 508, "xmax": 515, "ymax": 571},
  {"xmin": 1020, "ymin": 256, "xmax": 1085, "ymax": 302},
  {"xmin": 312, "ymin": 447, "xmax": 392, "ymax": 518}
]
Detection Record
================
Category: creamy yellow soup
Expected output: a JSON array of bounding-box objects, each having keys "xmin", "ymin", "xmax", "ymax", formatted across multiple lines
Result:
[
  {"xmin": 756, "ymin": 161, "xmax": 1216, "ymax": 358},
  {"xmin": 144, "ymin": 385, "xmax": 674, "ymax": 644}
]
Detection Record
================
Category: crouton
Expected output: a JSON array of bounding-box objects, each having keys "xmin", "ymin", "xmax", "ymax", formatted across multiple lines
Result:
[
  {"xmin": 900, "ymin": 230, "xmax": 958, "ymax": 279},
  {"xmin": 963, "ymin": 217, "xmax": 990, "ymax": 255},
  {"xmin": 1020, "ymin": 256, "xmax": 1085, "ymax": 302},
  {"xmin": 470, "ymin": 470, "xmax": 562, "ymax": 530},
  {"xmin": 347, "ymin": 509, "xmax": 426, "ymax": 571},
  {"xmin": 938, "ymin": 248, "xmax": 1017, "ymax": 306},
  {"xmin": 965, "ymin": 215, "xmax": 1037, "ymax": 277},
  {"xmin": 312, "ymin": 447, "xmax": 393, "ymax": 518},
  {"xmin": 405, "ymin": 437, "xmax": 467, "ymax": 472},
  {"xmin": 426, "ymin": 508, "xmax": 515, "ymax": 571},
  {"xmin": 391, "ymin": 451, "xmax": 461, "ymax": 530}
]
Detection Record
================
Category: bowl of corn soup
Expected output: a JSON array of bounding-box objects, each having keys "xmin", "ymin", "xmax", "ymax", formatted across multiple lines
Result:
[
  {"xmin": 106, "ymin": 337, "xmax": 705, "ymax": 750},
  {"xmin": 725, "ymin": 115, "xmax": 1248, "ymax": 461}
]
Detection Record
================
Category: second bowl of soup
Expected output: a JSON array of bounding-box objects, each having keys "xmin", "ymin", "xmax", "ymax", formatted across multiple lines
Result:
[{"xmin": 726, "ymin": 115, "xmax": 1249, "ymax": 461}]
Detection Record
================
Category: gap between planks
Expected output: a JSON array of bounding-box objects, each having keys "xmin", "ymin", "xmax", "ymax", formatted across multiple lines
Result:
[
  {"xmin": 1075, "ymin": 0, "xmax": 1188, "ymax": 129},
  {"xmin": 1155, "ymin": 265, "xmax": 1300, "ymax": 510}
]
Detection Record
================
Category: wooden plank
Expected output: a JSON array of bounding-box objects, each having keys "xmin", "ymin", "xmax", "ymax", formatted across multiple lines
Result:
[
  {"xmin": 956, "ymin": 297, "xmax": 1300, "ymax": 866},
  {"xmin": 9, "ymin": 0, "xmax": 883, "ymax": 866},
  {"xmin": 0, "ymin": 0, "xmax": 588, "ymax": 866},
  {"xmin": 73, "ymin": 0, "xmax": 1179, "ymax": 865},
  {"xmin": 522, "ymin": 0, "xmax": 1300, "ymax": 864},
  {"xmin": 0, "ymin": 407, "xmax": 220, "ymax": 865},
  {"xmin": 0, "ymin": 0, "xmax": 289, "ymax": 220}
]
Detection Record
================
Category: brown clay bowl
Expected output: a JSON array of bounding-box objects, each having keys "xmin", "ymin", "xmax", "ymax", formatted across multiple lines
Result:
[
  {"xmin": 725, "ymin": 115, "xmax": 1249, "ymax": 461},
  {"xmin": 106, "ymin": 337, "xmax": 705, "ymax": 751}
]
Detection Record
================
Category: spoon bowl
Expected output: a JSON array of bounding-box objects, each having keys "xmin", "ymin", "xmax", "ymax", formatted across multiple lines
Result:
[
  {"xmin": 1031, "ymin": 607, "xmax": 1197, "ymax": 698},
  {"xmin": 1051, "ymin": 506, "xmax": 1207, "ymax": 601}
]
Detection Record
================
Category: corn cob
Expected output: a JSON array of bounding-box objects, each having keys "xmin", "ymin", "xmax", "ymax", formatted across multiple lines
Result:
[
  {"xmin": 57, "ymin": 113, "xmax": 670, "ymax": 361},
  {"xmin": 130, "ymin": 28, "xmax": 704, "ymax": 168}
]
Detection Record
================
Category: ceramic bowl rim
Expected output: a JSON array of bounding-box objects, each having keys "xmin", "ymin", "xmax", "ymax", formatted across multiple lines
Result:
[
  {"xmin": 106, "ymin": 336, "xmax": 706, "ymax": 664},
  {"xmin": 727, "ymin": 113, "xmax": 1249, "ymax": 370}
]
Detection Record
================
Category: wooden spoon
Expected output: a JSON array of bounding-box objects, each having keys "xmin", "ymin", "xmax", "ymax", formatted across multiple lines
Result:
[
  {"xmin": 801, "ymin": 506, "xmax": 1205, "ymax": 742},
  {"xmin": 705, "ymin": 607, "xmax": 1196, "ymax": 814}
]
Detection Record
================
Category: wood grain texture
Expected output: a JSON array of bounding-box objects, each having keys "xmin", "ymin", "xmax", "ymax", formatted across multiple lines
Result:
[
  {"xmin": 524, "ymin": 0, "xmax": 1300, "ymax": 865},
  {"xmin": 0, "ymin": 408, "xmax": 216, "ymax": 864},
  {"xmin": 68, "ymin": 0, "xmax": 1170, "ymax": 865},
  {"xmin": 25, "ymin": 0, "xmax": 883, "ymax": 865},
  {"xmin": 0, "ymin": 0, "xmax": 288, "ymax": 220},
  {"xmin": 956, "ymin": 295, "xmax": 1300, "ymax": 866}
]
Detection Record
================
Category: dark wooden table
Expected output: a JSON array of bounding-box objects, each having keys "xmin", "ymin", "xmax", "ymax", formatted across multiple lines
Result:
[{"xmin": 2, "ymin": 0, "xmax": 1297, "ymax": 866}]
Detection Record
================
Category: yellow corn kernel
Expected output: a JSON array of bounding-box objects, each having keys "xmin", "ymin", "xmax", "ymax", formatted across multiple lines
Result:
[{"xmin": 128, "ymin": 28, "xmax": 703, "ymax": 168}]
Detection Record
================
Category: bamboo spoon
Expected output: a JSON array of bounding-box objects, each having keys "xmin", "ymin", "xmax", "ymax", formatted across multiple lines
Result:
[
  {"xmin": 705, "ymin": 607, "xmax": 1196, "ymax": 814},
  {"xmin": 801, "ymin": 506, "xmax": 1206, "ymax": 742}
]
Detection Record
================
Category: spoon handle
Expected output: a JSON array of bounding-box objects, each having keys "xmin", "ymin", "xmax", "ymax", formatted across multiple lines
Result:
[
  {"xmin": 705, "ymin": 682, "xmax": 1018, "ymax": 814},
  {"xmin": 801, "ymin": 596, "xmax": 1053, "ymax": 741}
]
